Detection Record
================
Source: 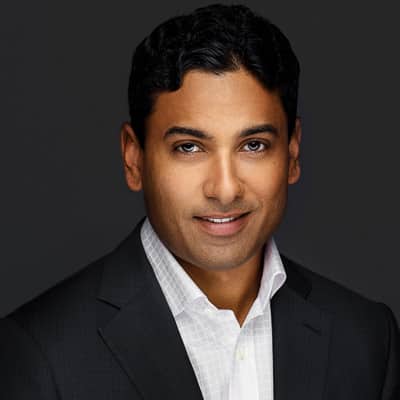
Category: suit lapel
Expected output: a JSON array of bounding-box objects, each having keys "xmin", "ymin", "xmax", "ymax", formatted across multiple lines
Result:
[
  {"xmin": 272, "ymin": 257, "xmax": 332, "ymax": 400},
  {"xmin": 97, "ymin": 218, "xmax": 203, "ymax": 400}
]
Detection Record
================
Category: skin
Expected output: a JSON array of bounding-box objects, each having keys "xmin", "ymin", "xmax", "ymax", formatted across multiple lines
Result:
[{"xmin": 121, "ymin": 68, "xmax": 301, "ymax": 326}]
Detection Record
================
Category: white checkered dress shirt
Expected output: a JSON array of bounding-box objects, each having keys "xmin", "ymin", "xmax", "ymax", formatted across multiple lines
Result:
[{"xmin": 140, "ymin": 217, "xmax": 286, "ymax": 400}]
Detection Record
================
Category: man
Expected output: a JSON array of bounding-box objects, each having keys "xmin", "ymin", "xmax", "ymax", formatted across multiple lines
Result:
[{"xmin": 1, "ymin": 3, "xmax": 399, "ymax": 399}]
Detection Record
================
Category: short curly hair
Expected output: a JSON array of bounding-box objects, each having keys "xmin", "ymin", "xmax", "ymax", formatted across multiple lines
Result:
[{"xmin": 128, "ymin": 3, "xmax": 300, "ymax": 149}]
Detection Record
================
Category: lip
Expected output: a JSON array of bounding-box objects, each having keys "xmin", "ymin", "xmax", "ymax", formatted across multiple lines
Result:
[
  {"xmin": 194, "ymin": 212, "xmax": 251, "ymax": 237},
  {"xmin": 196, "ymin": 212, "xmax": 247, "ymax": 219}
]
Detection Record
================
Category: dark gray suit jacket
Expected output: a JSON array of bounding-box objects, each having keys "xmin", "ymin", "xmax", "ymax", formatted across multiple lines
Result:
[{"xmin": 1, "ymin": 217, "xmax": 399, "ymax": 399}]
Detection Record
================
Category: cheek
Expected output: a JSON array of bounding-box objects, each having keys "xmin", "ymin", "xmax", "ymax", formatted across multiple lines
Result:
[
  {"xmin": 145, "ymin": 163, "xmax": 199, "ymax": 213},
  {"xmin": 244, "ymin": 159, "xmax": 288, "ymax": 201}
]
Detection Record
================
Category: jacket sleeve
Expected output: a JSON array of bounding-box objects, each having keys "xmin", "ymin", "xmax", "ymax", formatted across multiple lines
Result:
[
  {"xmin": 380, "ymin": 304, "xmax": 400, "ymax": 400},
  {"xmin": 0, "ymin": 317, "xmax": 60, "ymax": 399}
]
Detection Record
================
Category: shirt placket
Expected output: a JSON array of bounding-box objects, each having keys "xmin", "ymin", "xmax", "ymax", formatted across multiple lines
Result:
[{"xmin": 228, "ymin": 323, "xmax": 259, "ymax": 400}]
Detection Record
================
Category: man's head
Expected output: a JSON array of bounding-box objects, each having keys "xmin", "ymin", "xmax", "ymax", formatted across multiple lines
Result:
[
  {"xmin": 128, "ymin": 3, "xmax": 300, "ymax": 149},
  {"xmin": 121, "ymin": 4, "xmax": 301, "ymax": 274}
]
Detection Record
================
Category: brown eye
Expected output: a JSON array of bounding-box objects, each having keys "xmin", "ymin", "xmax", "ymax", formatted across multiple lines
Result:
[
  {"xmin": 243, "ymin": 140, "xmax": 268, "ymax": 152},
  {"xmin": 175, "ymin": 143, "xmax": 201, "ymax": 153}
]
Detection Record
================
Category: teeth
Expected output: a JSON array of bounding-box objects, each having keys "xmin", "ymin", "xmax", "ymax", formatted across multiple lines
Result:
[{"xmin": 203, "ymin": 216, "xmax": 238, "ymax": 223}]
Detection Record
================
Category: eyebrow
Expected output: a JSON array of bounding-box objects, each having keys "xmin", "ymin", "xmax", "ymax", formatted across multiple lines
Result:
[{"xmin": 163, "ymin": 123, "xmax": 279, "ymax": 141}]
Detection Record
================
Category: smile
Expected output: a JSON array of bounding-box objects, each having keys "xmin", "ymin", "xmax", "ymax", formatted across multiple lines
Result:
[
  {"xmin": 201, "ymin": 216, "xmax": 241, "ymax": 223},
  {"xmin": 194, "ymin": 212, "xmax": 251, "ymax": 236}
]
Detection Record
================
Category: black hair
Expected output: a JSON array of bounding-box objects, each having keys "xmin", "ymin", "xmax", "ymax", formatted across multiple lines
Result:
[{"xmin": 128, "ymin": 3, "xmax": 300, "ymax": 149}]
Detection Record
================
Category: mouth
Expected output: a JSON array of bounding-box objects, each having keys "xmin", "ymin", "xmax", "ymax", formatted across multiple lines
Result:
[{"xmin": 193, "ymin": 212, "xmax": 251, "ymax": 236}]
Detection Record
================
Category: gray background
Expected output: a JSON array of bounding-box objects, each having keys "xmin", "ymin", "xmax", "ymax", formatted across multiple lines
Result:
[{"xmin": 1, "ymin": 1, "xmax": 399, "ymax": 321}]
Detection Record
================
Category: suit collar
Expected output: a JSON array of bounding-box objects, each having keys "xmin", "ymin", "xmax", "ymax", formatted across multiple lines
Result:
[
  {"xmin": 97, "ymin": 217, "xmax": 151, "ymax": 308},
  {"xmin": 280, "ymin": 254, "xmax": 312, "ymax": 300},
  {"xmin": 97, "ymin": 217, "xmax": 331, "ymax": 400},
  {"xmin": 272, "ymin": 256, "xmax": 332, "ymax": 400},
  {"xmin": 97, "ymin": 217, "xmax": 203, "ymax": 399}
]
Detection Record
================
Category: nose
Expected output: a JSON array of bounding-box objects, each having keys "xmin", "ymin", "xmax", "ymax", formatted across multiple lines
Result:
[{"xmin": 203, "ymin": 154, "xmax": 244, "ymax": 205}]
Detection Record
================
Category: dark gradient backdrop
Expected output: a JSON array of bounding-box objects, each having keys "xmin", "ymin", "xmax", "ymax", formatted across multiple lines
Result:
[{"xmin": 1, "ymin": 1, "xmax": 399, "ymax": 321}]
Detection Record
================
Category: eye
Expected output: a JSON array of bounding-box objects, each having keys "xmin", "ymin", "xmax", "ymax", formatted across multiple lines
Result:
[
  {"xmin": 174, "ymin": 142, "xmax": 202, "ymax": 154},
  {"xmin": 242, "ymin": 140, "xmax": 268, "ymax": 152}
]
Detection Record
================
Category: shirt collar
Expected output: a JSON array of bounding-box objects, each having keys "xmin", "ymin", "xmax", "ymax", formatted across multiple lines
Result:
[
  {"xmin": 140, "ymin": 217, "xmax": 286, "ymax": 318},
  {"xmin": 257, "ymin": 237, "xmax": 287, "ymax": 311}
]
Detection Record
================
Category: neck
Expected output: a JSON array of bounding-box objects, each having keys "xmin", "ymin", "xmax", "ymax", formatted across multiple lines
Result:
[{"xmin": 177, "ymin": 249, "xmax": 264, "ymax": 327}]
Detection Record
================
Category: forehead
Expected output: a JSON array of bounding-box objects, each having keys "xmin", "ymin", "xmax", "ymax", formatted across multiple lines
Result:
[{"xmin": 147, "ymin": 68, "xmax": 287, "ymax": 139}]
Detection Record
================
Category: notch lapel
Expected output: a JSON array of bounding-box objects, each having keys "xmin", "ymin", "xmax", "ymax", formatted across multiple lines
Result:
[
  {"xmin": 97, "ymin": 218, "xmax": 203, "ymax": 400},
  {"xmin": 272, "ymin": 258, "xmax": 332, "ymax": 400}
]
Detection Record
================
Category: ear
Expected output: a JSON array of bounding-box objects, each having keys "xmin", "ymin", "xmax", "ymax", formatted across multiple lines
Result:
[
  {"xmin": 120, "ymin": 122, "xmax": 144, "ymax": 192},
  {"xmin": 288, "ymin": 117, "xmax": 302, "ymax": 185}
]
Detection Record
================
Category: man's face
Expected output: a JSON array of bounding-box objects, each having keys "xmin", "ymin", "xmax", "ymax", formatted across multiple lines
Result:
[{"xmin": 122, "ymin": 68, "xmax": 301, "ymax": 272}]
